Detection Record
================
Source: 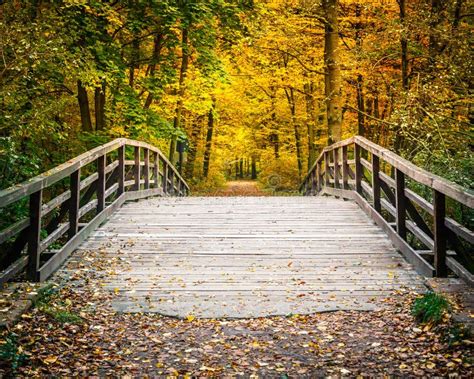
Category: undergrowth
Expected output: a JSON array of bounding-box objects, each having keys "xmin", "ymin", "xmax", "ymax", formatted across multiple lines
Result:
[
  {"xmin": 411, "ymin": 292, "xmax": 451, "ymax": 325},
  {"xmin": 35, "ymin": 284, "xmax": 82, "ymax": 325}
]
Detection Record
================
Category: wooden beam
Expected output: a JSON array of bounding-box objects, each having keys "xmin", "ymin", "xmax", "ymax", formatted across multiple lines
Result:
[
  {"xmin": 433, "ymin": 190, "xmax": 447, "ymax": 277},
  {"xmin": 372, "ymin": 154, "xmax": 381, "ymax": 212},
  {"xmin": 395, "ymin": 169, "xmax": 407, "ymax": 240},
  {"xmin": 69, "ymin": 169, "xmax": 80, "ymax": 239},
  {"xmin": 97, "ymin": 155, "xmax": 106, "ymax": 212},
  {"xmin": 27, "ymin": 190, "xmax": 42, "ymax": 281}
]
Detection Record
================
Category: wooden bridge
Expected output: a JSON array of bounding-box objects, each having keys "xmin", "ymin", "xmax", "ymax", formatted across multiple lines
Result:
[{"xmin": 0, "ymin": 137, "xmax": 472, "ymax": 318}]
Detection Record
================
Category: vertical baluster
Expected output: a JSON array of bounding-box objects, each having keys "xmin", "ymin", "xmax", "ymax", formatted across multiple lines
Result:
[
  {"xmin": 342, "ymin": 145, "xmax": 348, "ymax": 190},
  {"xmin": 153, "ymin": 152, "xmax": 159, "ymax": 189},
  {"xmin": 97, "ymin": 154, "xmax": 106, "ymax": 212},
  {"xmin": 324, "ymin": 151, "xmax": 330, "ymax": 189},
  {"xmin": 333, "ymin": 148, "xmax": 339, "ymax": 188},
  {"xmin": 27, "ymin": 190, "xmax": 42, "ymax": 281},
  {"xmin": 134, "ymin": 146, "xmax": 141, "ymax": 191},
  {"xmin": 169, "ymin": 170, "xmax": 175, "ymax": 195},
  {"xmin": 311, "ymin": 170, "xmax": 316, "ymax": 195},
  {"xmin": 69, "ymin": 169, "xmax": 80, "ymax": 239},
  {"xmin": 395, "ymin": 169, "xmax": 407, "ymax": 239},
  {"xmin": 433, "ymin": 190, "xmax": 447, "ymax": 277},
  {"xmin": 118, "ymin": 145, "xmax": 125, "ymax": 196},
  {"xmin": 162, "ymin": 160, "xmax": 168, "ymax": 194},
  {"xmin": 144, "ymin": 148, "xmax": 150, "ymax": 190},
  {"xmin": 355, "ymin": 144, "xmax": 362, "ymax": 194},
  {"xmin": 372, "ymin": 154, "xmax": 381, "ymax": 212},
  {"xmin": 317, "ymin": 160, "xmax": 323, "ymax": 192}
]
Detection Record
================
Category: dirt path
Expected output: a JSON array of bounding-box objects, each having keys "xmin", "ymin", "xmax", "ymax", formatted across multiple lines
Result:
[{"xmin": 211, "ymin": 180, "xmax": 269, "ymax": 196}]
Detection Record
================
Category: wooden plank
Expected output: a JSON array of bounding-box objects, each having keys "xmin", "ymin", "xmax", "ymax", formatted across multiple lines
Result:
[
  {"xmin": 355, "ymin": 143, "xmax": 362, "ymax": 194},
  {"xmin": 333, "ymin": 148, "xmax": 340, "ymax": 188},
  {"xmin": 144, "ymin": 148, "xmax": 150, "ymax": 190},
  {"xmin": 342, "ymin": 145, "xmax": 348, "ymax": 190},
  {"xmin": 0, "ymin": 218, "xmax": 29, "ymax": 245},
  {"xmin": 0, "ymin": 255, "xmax": 28, "ymax": 285}
]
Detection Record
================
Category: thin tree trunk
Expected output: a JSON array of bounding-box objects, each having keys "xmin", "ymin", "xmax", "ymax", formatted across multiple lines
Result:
[
  {"xmin": 304, "ymin": 80, "xmax": 317, "ymax": 170},
  {"xmin": 94, "ymin": 82, "xmax": 106, "ymax": 131},
  {"xmin": 185, "ymin": 115, "xmax": 204, "ymax": 178},
  {"xmin": 251, "ymin": 156, "xmax": 257, "ymax": 179},
  {"xmin": 285, "ymin": 87, "xmax": 303, "ymax": 178},
  {"xmin": 144, "ymin": 32, "xmax": 163, "ymax": 109},
  {"xmin": 77, "ymin": 80, "xmax": 93, "ymax": 132},
  {"xmin": 203, "ymin": 103, "xmax": 215, "ymax": 178},
  {"xmin": 169, "ymin": 27, "xmax": 189, "ymax": 164},
  {"xmin": 323, "ymin": 0, "xmax": 342, "ymax": 144},
  {"xmin": 399, "ymin": 0, "xmax": 409, "ymax": 90}
]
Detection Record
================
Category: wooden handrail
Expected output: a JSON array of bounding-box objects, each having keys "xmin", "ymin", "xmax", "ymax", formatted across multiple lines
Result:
[
  {"xmin": 300, "ymin": 136, "xmax": 474, "ymax": 284},
  {"xmin": 0, "ymin": 139, "xmax": 189, "ymax": 283}
]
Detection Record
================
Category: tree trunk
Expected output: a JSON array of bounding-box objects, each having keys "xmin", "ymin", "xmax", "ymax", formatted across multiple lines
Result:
[
  {"xmin": 304, "ymin": 80, "xmax": 317, "ymax": 170},
  {"xmin": 323, "ymin": 0, "xmax": 342, "ymax": 144},
  {"xmin": 185, "ymin": 115, "xmax": 204, "ymax": 179},
  {"xmin": 399, "ymin": 0, "xmax": 409, "ymax": 90},
  {"xmin": 94, "ymin": 82, "xmax": 106, "ymax": 131},
  {"xmin": 77, "ymin": 80, "xmax": 93, "ymax": 132},
  {"xmin": 251, "ymin": 156, "xmax": 257, "ymax": 179},
  {"xmin": 144, "ymin": 32, "xmax": 163, "ymax": 110},
  {"xmin": 202, "ymin": 103, "xmax": 215, "ymax": 178},
  {"xmin": 169, "ymin": 27, "xmax": 189, "ymax": 164},
  {"xmin": 285, "ymin": 87, "xmax": 303, "ymax": 178}
]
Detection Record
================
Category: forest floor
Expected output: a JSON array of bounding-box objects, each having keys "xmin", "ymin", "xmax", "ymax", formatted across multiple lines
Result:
[
  {"xmin": 208, "ymin": 180, "xmax": 270, "ymax": 196},
  {"xmin": 1, "ymin": 285, "xmax": 472, "ymax": 377}
]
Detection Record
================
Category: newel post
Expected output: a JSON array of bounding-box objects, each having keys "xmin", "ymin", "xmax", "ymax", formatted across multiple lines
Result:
[
  {"xmin": 333, "ymin": 148, "xmax": 339, "ymax": 189},
  {"xmin": 153, "ymin": 152, "xmax": 159, "ymax": 189},
  {"xmin": 27, "ymin": 190, "xmax": 42, "ymax": 281},
  {"xmin": 342, "ymin": 145, "xmax": 348, "ymax": 190},
  {"xmin": 144, "ymin": 148, "xmax": 150, "ymax": 190},
  {"xmin": 162, "ymin": 160, "xmax": 168, "ymax": 194},
  {"xmin": 433, "ymin": 190, "xmax": 447, "ymax": 277}
]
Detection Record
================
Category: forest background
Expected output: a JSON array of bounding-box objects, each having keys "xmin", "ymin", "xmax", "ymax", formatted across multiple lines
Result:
[{"xmin": 0, "ymin": 0, "xmax": 472, "ymax": 194}]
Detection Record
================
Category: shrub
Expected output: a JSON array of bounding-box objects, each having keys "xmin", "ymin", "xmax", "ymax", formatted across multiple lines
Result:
[{"xmin": 411, "ymin": 292, "xmax": 451, "ymax": 325}]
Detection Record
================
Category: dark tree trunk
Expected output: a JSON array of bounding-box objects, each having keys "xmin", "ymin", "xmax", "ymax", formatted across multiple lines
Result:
[
  {"xmin": 251, "ymin": 156, "xmax": 257, "ymax": 179},
  {"xmin": 169, "ymin": 27, "xmax": 189, "ymax": 164},
  {"xmin": 323, "ymin": 0, "xmax": 342, "ymax": 144},
  {"xmin": 94, "ymin": 82, "xmax": 106, "ymax": 131},
  {"xmin": 77, "ymin": 80, "xmax": 93, "ymax": 132},
  {"xmin": 185, "ymin": 115, "xmax": 204, "ymax": 179},
  {"xmin": 203, "ymin": 104, "xmax": 214, "ymax": 178}
]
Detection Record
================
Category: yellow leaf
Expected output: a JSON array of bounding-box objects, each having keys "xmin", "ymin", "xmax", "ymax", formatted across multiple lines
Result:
[
  {"xmin": 186, "ymin": 314, "xmax": 195, "ymax": 322},
  {"xmin": 156, "ymin": 362, "xmax": 164, "ymax": 368},
  {"xmin": 44, "ymin": 356, "xmax": 58, "ymax": 365},
  {"xmin": 114, "ymin": 288, "xmax": 119, "ymax": 295}
]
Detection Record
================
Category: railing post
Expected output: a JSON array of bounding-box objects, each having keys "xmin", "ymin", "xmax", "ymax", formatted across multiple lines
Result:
[
  {"xmin": 153, "ymin": 152, "xmax": 159, "ymax": 189},
  {"xmin": 372, "ymin": 154, "xmax": 381, "ymax": 212},
  {"xmin": 333, "ymin": 148, "xmax": 339, "ymax": 188},
  {"xmin": 342, "ymin": 145, "xmax": 348, "ymax": 190},
  {"xmin": 311, "ymin": 170, "xmax": 316, "ymax": 195},
  {"xmin": 27, "ymin": 190, "xmax": 42, "ymax": 281},
  {"xmin": 69, "ymin": 169, "xmax": 80, "ymax": 239},
  {"xmin": 144, "ymin": 148, "xmax": 150, "ymax": 190},
  {"xmin": 324, "ymin": 151, "xmax": 330, "ymax": 189},
  {"xmin": 97, "ymin": 154, "xmax": 106, "ymax": 212},
  {"xmin": 315, "ymin": 162, "xmax": 320, "ymax": 193},
  {"xmin": 355, "ymin": 144, "xmax": 362, "ymax": 194},
  {"xmin": 118, "ymin": 145, "xmax": 125, "ymax": 196},
  {"xmin": 162, "ymin": 160, "xmax": 168, "ymax": 194},
  {"xmin": 395, "ymin": 169, "xmax": 407, "ymax": 239},
  {"xmin": 169, "ymin": 170, "xmax": 175, "ymax": 195},
  {"xmin": 317, "ymin": 160, "xmax": 323, "ymax": 192},
  {"xmin": 134, "ymin": 146, "xmax": 141, "ymax": 191},
  {"xmin": 433, "ymin": 190, "xmax": 447, "ymax": 277}
]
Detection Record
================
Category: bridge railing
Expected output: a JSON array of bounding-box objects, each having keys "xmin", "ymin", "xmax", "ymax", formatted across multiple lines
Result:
[
  {"xmin": 300, "ymin": 136, "xmax": 474, "ymax": 284},
  {"xmin": 0, "ymin": 138, "xmax": 189, "ymax": 283}
]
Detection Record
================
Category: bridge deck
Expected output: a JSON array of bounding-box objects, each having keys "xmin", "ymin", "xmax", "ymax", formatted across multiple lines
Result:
[{"xmin": 56, "ymin": 196, "xmax": 425, "ymax": 318}]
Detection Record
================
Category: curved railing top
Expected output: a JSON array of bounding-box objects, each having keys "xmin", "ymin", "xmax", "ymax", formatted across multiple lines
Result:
[
  {"xmin": 300, "ymin": 136, "xmax": 474, "ymax": 209},
  {"xmin": 0, "ymin": 138, "xmax": 189, "ymax": 208}
]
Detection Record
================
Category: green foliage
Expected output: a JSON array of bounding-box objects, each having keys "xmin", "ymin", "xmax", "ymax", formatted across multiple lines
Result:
[
  {"xmin": 0, "ymin": 333, "xmax": 28, "ymax": 373},
  {"xmin": 34, "ymin": 284, "xmax": 82, "ymax": 324},
  {"xmin": 411, "ymin": 292, "xmax": 451, "ymax": 325}
]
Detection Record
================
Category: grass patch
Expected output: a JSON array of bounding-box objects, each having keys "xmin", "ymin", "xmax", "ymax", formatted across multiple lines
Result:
[
  {"xmin": 411, "ymin": 292, "xmax": 451, "ymax": 325},
  {"xmin": 34, "ymin": 284, "xmax": 82, "ymax": 324}
]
